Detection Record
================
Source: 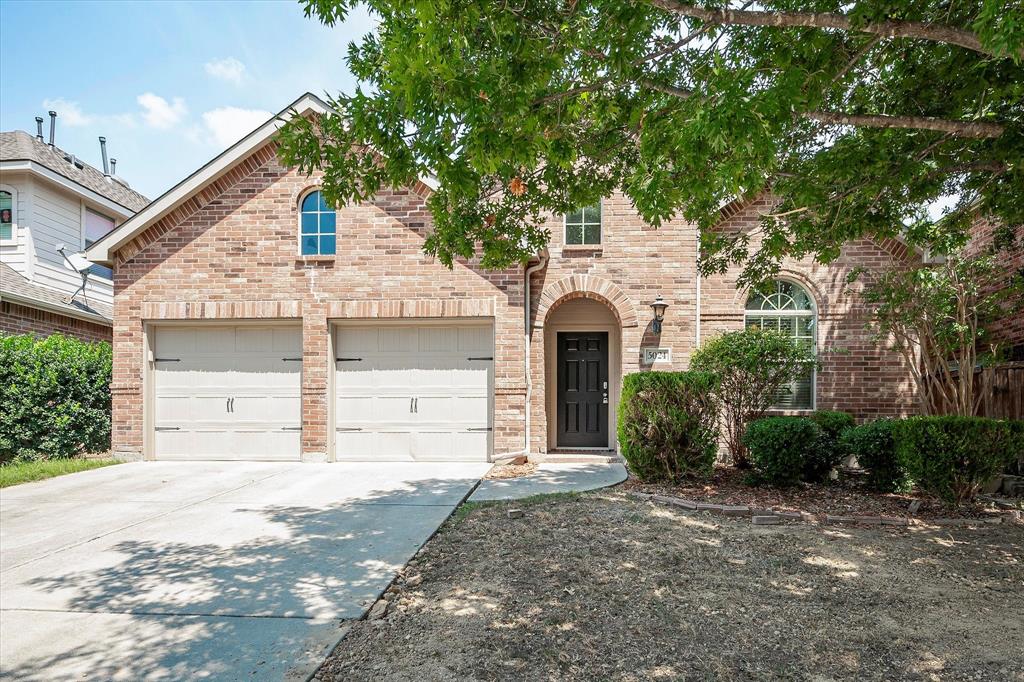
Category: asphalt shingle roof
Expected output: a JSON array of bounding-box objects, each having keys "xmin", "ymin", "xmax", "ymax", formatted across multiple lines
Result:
[
  {"xmin": 0, "ymin": 261, "xmax": 113, "ymax": 324},
  {"xmin": 0, "ymin": 130, "xmax": 149, "ymax": 212}
]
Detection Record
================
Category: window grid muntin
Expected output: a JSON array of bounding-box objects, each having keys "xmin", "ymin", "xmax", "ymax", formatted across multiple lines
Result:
[
  {"xmin": 299, "ymin": 190, "xmax": 337, "ymax": 256},
  {"xmin": 744, "ymin": 280, "xmax": 816, "ymax": 410},
  {"xmin": 564, "ymin": 202, "xmax": 601, "ymax": 245}
]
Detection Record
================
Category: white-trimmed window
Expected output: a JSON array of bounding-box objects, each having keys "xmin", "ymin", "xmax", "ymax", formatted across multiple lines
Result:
[
  {"xmin": 299, "ymin": 190, "xmax": 337, "ymax": 256},
  {"xmin": 84, "ymin": 209, "xmax": 115, "ymax": 279},
  {"xmin": 744, "ymin": 280, "xmax": 816, "ymax": 409},
  {"xmin": 564, "ymin": 202, "xmax": 601, "ymax": 245},
  {"xmin": 0, "ymin": 188, "xmax": 15, "ymax": 242}
]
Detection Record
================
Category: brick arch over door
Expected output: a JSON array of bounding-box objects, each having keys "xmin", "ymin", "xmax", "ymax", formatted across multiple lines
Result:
[{"xmin": 536, "ymin": 275, "xmax": 639, "ymax": 328}]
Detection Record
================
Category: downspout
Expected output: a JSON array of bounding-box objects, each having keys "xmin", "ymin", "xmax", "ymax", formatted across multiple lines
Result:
[{"xmin": 522, "ymin": 250, "xmax": 549, "ymax": 461}]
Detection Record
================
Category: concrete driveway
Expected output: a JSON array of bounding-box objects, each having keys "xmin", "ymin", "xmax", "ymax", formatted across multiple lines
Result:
[{"xmin": 0, "ymin": 460, "xmax": 488, "ymax": 681}]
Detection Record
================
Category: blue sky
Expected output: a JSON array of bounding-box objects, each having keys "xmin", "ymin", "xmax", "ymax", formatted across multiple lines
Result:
[{"xmin": 0, "ymin": 0, "xmax": 373, "ymax": 199}]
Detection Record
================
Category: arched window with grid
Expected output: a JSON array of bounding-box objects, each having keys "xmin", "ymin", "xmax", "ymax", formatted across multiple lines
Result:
[
  {"xmin": 299, "ymin": 190, "xmax": 336, "ymax": 256},
  {"xmin": 744, "ymin": 280, "xmax": 816, "ymax": 409}
]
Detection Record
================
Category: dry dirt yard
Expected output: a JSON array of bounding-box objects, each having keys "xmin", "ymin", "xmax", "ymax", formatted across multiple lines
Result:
[{"xmin": 315, "ymin": 491, "xmax": 1024, "ymax": 682}]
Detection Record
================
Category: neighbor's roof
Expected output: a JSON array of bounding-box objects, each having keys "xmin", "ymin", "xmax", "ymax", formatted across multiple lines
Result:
[
  {"xmin": 84, "ymin": 92, "xmax": 440, "ymax": 266},
  {"xmin": 0, "ymin": 261, "xmax": 113, "ymax": 325},
  {"xmin": 0, "ymin": 131, "xmax": 149, "ymax": 214}
]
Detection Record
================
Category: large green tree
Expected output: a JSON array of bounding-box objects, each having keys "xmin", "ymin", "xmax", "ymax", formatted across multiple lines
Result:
[{"xmin": 279, "ymin": 0, "xmax": 1023, "ymax": 285}]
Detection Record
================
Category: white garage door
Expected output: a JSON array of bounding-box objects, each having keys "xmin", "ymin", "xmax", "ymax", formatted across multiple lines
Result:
[
  {"xmin": 153, "ymin": 325, "xmax": 302, "ymax": 461},
  {"xmin": 334, "ymin": 323, "xmax": 492, "ymax": 461}
]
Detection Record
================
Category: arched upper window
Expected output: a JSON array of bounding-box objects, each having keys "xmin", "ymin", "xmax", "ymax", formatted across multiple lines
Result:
[
  {"xmin": 745, "ymin": 280, "xmax": 816, "ymax": 409},
  {"xmin": 0, "ymin": 189, "xmax": 15, "ymax": 242},
  {"xmin": 299, "ymin": 190, "xmax": 336, "ymax": 256}
]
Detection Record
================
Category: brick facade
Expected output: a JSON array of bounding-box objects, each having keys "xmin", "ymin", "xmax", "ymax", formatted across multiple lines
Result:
[
  {"xmin": 966, "ymin": 217, "xmax": 1024, "ymax": 358},
  {"xmin": 0, "ymin": 301, "xmax": 111, "ymax": 344},
  {"xmin": 108, "ymin": 142, "xmax": 918, "ymax": 461}
]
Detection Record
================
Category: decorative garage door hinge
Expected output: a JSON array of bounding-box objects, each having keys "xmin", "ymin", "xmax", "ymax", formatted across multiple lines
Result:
[
  {"xmin": 466, "ymin": 427, "xmax": 493, "ymax": 431},
  {"xmin": 335, "ymin": 357, "xmax": 363, "ymax": 362},
  {"xmin": 467, "ymin": 356, "xmax": 493, "ymax": 361},
  {"xmin": 280, "ymin": 426, "xmax": 302, "ymax": 431},
  {"xmin": 154, "ymin": 358, "xmax": 180, "ymax": 362},
  {"xmin": 154, "ymin": 426, "xmax": 180, "ymax": 431},
  {"xmin": 281, "ymin": 357, "xmax": 303, "ymax": 362},
  {"xmin": 336, "ymin": 427, "xmax": 363, "ymax": 431}
]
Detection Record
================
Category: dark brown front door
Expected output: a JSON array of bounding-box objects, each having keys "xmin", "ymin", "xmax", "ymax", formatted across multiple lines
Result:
[{"xmin": 557, "ymin": 332, "xmax": 609, "ymax": 448}]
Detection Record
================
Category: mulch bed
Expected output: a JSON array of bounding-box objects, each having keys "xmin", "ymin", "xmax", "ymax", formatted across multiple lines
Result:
[
  {"xmin": 484, "ymin": 463, "xmax": 538, "ymax": 480},
  {"xmin": 621, "ymin": 465, "xmax": 1016, "ymax": 521}
]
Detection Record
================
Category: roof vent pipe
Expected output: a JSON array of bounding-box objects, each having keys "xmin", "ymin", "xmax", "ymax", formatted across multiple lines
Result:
[
  {"xmin": 99, "ymin": 137, "xmax": 110, "ymax": 176},
  {"xmin": 35, "ymin": 117, "xmax": 44, "ymax": 142},
  {"xmin": 48, "ymin": 111, "xmax": 56, "ymax": 146},
  {"xmin": 110, "ymin": 158, "xmax": 117, "ymax": 176}
]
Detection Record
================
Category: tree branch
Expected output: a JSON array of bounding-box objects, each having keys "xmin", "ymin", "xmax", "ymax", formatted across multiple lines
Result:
[
  {"xmin": 802, "ymin": 111, "xmax": 1005, "ymax": 138},
  {"xmin": 647, "ymin": 0, "xmax": 1011, "ymax": 59}
]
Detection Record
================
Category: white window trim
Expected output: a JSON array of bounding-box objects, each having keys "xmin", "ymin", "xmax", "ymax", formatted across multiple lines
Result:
[
  {"xmin": 0, "ymin": 184, "xmax": 17, "ymax": 244},
  {"xmin": 297, "ymin": 188, "xmax": 338, "ymax": 257},
  {"xmin": 82, "ymin": 202, "xmax": 117, "ymax": 281},
  {"xmin": 563, "ymin": 199, "xmax": 602, "ymax": 246},
  {"xmin": 743, "ymin": 279, "xmax": 817, "ymax": 411}
]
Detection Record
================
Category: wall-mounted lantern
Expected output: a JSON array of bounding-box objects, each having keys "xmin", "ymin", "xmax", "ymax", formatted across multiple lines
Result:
[{"xmin": 650, "ymin": 295, "xmax": 669, "ymax": 333}]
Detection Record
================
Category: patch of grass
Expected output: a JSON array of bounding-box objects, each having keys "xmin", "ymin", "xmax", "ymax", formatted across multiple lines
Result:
[{"xmin": 0, "ymin": 459, "xmax": 120, "ymax": 488}]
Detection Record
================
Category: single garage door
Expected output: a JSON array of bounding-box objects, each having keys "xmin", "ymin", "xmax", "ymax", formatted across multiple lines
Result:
[
  {"xmin": 334, "ymin": 322, "xmax": 492, "ymax": 461},
  {"xmin": 152, "ymin": 325, "xmax": 302, "ymax": 460}
]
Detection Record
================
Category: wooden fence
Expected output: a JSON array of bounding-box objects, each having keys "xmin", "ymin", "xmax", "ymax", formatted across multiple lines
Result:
[{"xmin": 929, "ymin": 361, "xmax": 1024, "ymax": 419}]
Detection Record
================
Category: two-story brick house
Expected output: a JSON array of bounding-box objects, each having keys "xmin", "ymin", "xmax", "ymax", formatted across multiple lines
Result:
[
  {"xmin": 85, "ymin": 94, "xmax": 917, "ymax": 463},
  {"xmin": 0, "ymin": 117, "xmax": 149, "ymax": 342}
]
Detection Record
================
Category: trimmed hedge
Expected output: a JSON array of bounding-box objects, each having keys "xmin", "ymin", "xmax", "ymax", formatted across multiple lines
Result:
[
  {"xmin": 0, "ymin": 334, "xmax": 112, "ymax": 462},
  {"xmin": 805, "ymin": 410, "xmax": 855, "ymax": 482},
  {"xmin": 841, "ymin": 419, "xmax": 909, "ymax": 493},
  {"xmin": 743, "ymin": 417, "xmax": 822, "ymax": 487},
  {"xmin": 894, "ymin": 416, "xmax": 1022, "ymax": 504},
  {"xmin": 618, "ymin": 371, "xmax": 720, "ymax": 482}
]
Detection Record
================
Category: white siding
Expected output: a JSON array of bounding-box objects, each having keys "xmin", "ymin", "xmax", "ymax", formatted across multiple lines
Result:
[{"xmin": 19, "ymin": 177, "xmax": 113, "ymax": 305}]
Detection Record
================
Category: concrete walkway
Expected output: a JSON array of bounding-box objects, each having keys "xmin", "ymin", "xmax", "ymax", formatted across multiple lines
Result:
[
  {"xmin": 0, "ymin": 460, "xmax": 487, "ymax": 681},
  {"xmin": 470, "ymin": 462, "xmax": 628, "ymax": 502}
]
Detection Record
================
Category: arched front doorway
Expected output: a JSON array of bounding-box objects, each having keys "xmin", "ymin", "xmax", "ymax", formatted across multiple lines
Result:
[{"xmin": 543, "ymin": 297, "xmax": 622, "ymax": 451}]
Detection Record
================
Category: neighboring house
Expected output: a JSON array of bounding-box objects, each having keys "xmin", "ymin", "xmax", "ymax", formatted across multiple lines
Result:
[
  {"xmin": 0, "ymin": 120, "xmax": 149, "ymax": 342},
  {"xmin": 85, "ymin": 94, "xmax": 916, "ymax": 464}
]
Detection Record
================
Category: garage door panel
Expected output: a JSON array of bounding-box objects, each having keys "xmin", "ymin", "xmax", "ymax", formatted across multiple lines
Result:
[
  {"xmin": 334, "ymin": 323, "xmax": 492, "ymax": 462},
  {"xmin": 153, "ymin": 325, "xmax": 301, "ymax": 461}
]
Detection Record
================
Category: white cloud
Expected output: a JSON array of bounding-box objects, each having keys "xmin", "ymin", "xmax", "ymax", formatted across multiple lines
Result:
[
  {"xmin": 137, "ymin": 93, "xmax": 188, "ymax": 129},
  {"xmin": 201, "ymin": 107, "xmax": 272, "ymax": 147},
  {"xmin": 204, "ymin": 57, "xmax": 247, "ymax": 85},
  {"xmin": 41, "ymin": 98, "xmax": 92, "ymax": 127}
]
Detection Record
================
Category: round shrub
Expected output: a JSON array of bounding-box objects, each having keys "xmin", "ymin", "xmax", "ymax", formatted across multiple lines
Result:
[
  {"xmin": 0, "ymin": 333, "xmax": 112, "ymax": 462},
  {"xmin": 841, "ymin": 419, "xmax": 910, "ymax": 493},
  {"xmin": 894, "ymin": 416, "xmax": 1020, "ymax": 505},
  {"xmin": 805, "ymin": 410, "xmax": 856, "ymax": 482},
  {"xmin": 617, "ymin": 371, "xmax": 720, "ymax": 482},
  {"xmin": 743, "ymin": 417, "xmax": 822, "ymax": 487}
]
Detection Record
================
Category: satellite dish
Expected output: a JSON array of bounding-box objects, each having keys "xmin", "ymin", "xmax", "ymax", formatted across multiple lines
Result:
[
  {"xmin": 55, "ymin": 243, "xmax": 94, "ymax": 273},
  {"xmin": 55, "ymin": 243, "xmax": 93, "ymax": 305}
]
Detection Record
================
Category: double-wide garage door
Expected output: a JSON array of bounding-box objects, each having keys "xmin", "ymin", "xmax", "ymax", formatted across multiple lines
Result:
[{"xmin": 152, "ymin": 322, "xmax": 492, "ymax": 462}]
